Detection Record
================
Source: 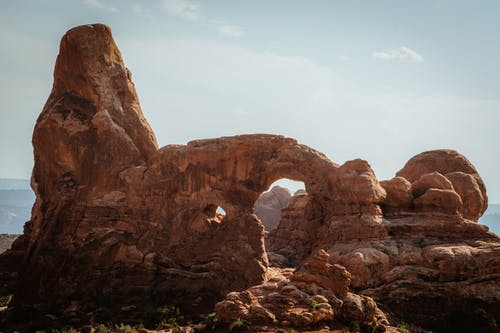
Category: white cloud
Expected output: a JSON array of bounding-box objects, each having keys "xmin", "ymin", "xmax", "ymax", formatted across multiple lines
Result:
[
  {"xmin": 119, "ymin": 37, "xmax": 500, "ymax": 203},
  {"xmin": 160, "ymin": 0, "xmax": 244, "ymax": 37},
  {"xmin": 84, "ymin": 0, "xmax": 117, "ymax": 12},
  {"xmin": 161, "ymin": 0, "xmax": 201, "ymax": 21},
  {"xmin": 130, "ymin": 3, "xmax": 156, "ymax": 23},
  {"xmin": 372, "ymin": 46, "xmax": 424, "ymax": 62},
  {"xmin": 217, "ymin": 24, "xmax": 244, "ymax": 37}
]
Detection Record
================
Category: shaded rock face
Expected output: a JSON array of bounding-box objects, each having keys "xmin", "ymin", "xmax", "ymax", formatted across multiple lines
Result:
[
  {"xmin": 0, "ymin": 24, "xmax": 498, "ymax": 332},
  {"xmin": 267, "ymin": 191, "xmax": 310, "ymax": 266},
  {"xmin": 254, "ymin": 186, "xmax": 292, "ymax": 230},
  {"xmin": 215, "ymin": 251, "xmax": 388, "ymax": 332},
  {"xmin": 3, "ymin": 24, "xmax": 348, "ymax": 313},
  {"xmin": 266, "ymin": 149, "xmax": 499, "ymax": 331}
]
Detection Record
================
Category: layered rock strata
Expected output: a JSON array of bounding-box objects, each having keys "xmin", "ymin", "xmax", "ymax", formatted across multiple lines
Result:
[{"xmin": 0, "ymin": 24, "xmax": 498, "ymax": 332}]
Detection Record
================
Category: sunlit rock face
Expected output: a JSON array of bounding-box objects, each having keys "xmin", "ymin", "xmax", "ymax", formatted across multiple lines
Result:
[
  {"xmin": 0, "ymin": 24, "xmax": 498, "ymax": 332},
  {"xmin": 254, "ymin": 185, "xmax": 292, "ymax": 231}
]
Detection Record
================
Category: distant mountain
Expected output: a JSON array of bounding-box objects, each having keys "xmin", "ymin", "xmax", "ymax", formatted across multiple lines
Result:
[
  {"xmin": 0, "ymin": 178, "xmax": 31, "ymax": 190},
  {"xmin": 484, "ymin": 203, "xmax": 500, "ymax": 214},
  {"xmin": 0, "ymin": 189, "xmax": 35, "ymax": 206},
  {"xmin": 0, "ymin": 179, "xmax": 34, "ymax": 234}
]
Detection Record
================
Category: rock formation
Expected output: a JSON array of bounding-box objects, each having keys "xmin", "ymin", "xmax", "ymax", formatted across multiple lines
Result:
[
  {"xmin": 0, "ymin": 24, "xmax": 499, "ymax": 332},
  {"xmin": 215, "ymin": 251, "xmax": 388, "ymax": 332},
  {"xmin": 267, "ymin": 190, "xmax": 310, "ymax": 267},
  {"xmin": 267, "ymin": 149, "xmax": 499, "ymax": 331},
  {"xmin": 254, "ymin": 186, "xmax": 292, "ymax": 230}
]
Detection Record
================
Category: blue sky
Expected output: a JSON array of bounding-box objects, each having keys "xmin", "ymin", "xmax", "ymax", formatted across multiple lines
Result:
[{"xmin": 1, "ymin": 0, "xmax": 499, "ymax": 202}]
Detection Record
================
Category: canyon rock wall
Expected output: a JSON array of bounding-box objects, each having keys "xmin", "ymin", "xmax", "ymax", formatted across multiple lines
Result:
[{"xmin": 0, "ymin": 24, "xmax": 498, "ymax": 332}]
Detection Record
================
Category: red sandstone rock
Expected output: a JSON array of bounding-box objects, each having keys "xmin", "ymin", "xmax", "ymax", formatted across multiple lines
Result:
[
  {"xmin": 380, "ymin": 176, "xmax": 413, "ymax": 207},
  {"xmin": 0, "ymin": 23, "xmax": 498, "ymax": 333},
  {"xmin": 267, "ymin": 191, "xmax": 310, "ymax": 266},
  {"xmin": 380, "ymin": 176, "xmax": 413, "ymax": 215},
  {"xmin": 215, "ymin": 257, "xmax": 388, "ymax": 331},
  {"xmin": 397, "ymin": 149, "xmax": 488, "ymax": 216},
  {"xmin": 291, "ymin": 250, "xmax": 351, "ymax": 298},
  {"xmin": 329, "ymin": 247, "xmax": 391, "ymax": 289},
  {"xmin": 254, "ymin": 186, "xmax": 292, "ymax": 230},
  {"xmin": 330, "ymin": 159, "xmax": 386, "ymax": 215},
  {"xmin": 411, "ymin": 172, "xmax": 454, "ymax": 197},
  {"xmin": 413, "ymin": 188, "xmax": 462, "ymax": 215},
  {"xmin": 445, "ymin": 171, "xmax": 486, "ymax": 221},
  {"xmin": 7, "ymin": 24, "xmax": 346, "ymax": 315}
]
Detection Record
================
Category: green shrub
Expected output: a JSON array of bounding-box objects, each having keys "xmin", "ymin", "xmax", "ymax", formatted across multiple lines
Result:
[
  {"xmin": 154, "ymin": 304, "xmax": 185, "ymax": 329},
  {"xmin": 396, "ymin": 323, "xmax": 411, "ymax": 333},
  {"xmin": 115, "ymin": 324, "xmax": 134, "ymax": 333},
  {"xmin": 229, "ymin": 317, "xmax": 247, "ymax": 332},
  {"xmin": 204, "ymin": 312, "xmax": 220, "ymax": 330},
  {"xmin": 310, "ymin": 299, "xmax": 319, "ymax": 311},
  {"xmin": 94, "ymin": 324, "xmax": 113, "ymax": 333}
]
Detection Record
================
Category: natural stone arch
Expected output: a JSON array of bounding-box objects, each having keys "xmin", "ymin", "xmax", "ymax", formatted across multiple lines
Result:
[
  {"xmin": 253, "ymin": 178, "xmax": 305, "ymax": 231},
  {"xmin": 148, "ymin": 135, "xmax": 339, "ymax": 215},
  {"xmin": 3, "ymin": 25, "xmax": 494, "ymax": 332}
]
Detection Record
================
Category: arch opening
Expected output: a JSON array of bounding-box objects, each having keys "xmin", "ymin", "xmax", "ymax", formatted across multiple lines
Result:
[
  {"xmin": 203, "ymin": 204, "xmax": 226, "ymax": 223},
  {"xmin": 253, "ymin": 178, "xmax": 306, "ymax": 232}
]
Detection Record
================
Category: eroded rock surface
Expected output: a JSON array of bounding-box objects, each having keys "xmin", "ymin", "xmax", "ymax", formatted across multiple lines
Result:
[
  {"xmin": 254, "ymin": 186, "xmax": 292, "ymax": 230},
  {"xmin": 0, "ymin": 24, "xmax": 498, "ymax": 333},
  {"xmin": 215, "ymin": 251, "xmax": 388, "ymax": 332}
]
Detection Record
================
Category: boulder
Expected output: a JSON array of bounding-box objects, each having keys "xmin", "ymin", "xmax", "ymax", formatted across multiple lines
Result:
[
  {"xmin": 380, "ymin": 176, "xmax": 413, "ymax": 214},
  {"xmin": 445, "ymin": 171, "xmax": 486, "ymax": 221},
  {"xmin": 411, "ymin": 172, "xmax": 454, "ymax": 197},
  {"xmin": 254, "ymin": 186, "xmax": 292, "ymax": 230},
  {"xmin": 414, "ymin": 188, "xmax": 462, "ymax": 215},
  {"xmin": 397, "ymin": 149, "xmax": 487, "ymax": 215},
  {"xmin": 291, "ymin": 250, "xmax": 351, "ymax": 298}
]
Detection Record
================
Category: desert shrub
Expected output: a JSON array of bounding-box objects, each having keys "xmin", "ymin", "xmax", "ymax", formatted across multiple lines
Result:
[
  {"xmin": 310, "ymin": 299, "xmax": 319, "ymax": 311},
  {"xmin": 229, "ymin": 317, "xmax": 247, "ymax": 332},
  {"xmin": 396, "ymin": 323, "xmax": 411, "ymax": 333},
  {"xmin": 204, "ymin": 312, "xmax": 220, "ymax": 330},
  {"xmin": 94, "ymin": 324, "xmax": 113, "ymax": 333},
  {"xmin": 155, "ymin": 305, "xmax": 184, "ymax": 329},
  {"xmin": 115, "ymin": 324, "xmax": 134, "ymax": 333}
]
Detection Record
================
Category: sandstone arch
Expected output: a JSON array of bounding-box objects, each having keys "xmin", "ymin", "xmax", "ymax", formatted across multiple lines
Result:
[
  {"xmin": 8, "ymin": 24, "xmax": 345, "ymax": 309},
  {"xmin": 0, "ymin": 24, "xmax": 497, "ymax": 332}
]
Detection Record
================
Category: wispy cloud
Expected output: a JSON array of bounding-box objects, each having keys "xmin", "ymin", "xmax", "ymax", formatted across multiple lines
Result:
[
  {"xmin": 372, "ymin": 46, "xmax": 424, "ymax": 62},
  {"xmin": 162, "ymin": 0, "xmax": 200, "ymax": 20},
  {"xmin": 84, "ymin": 0, "xmax": 117, "ymax": 12},
  {"xmin": 130, "ymin": 3, "xmax": 156, "ymax": 23},
  {"xmin": 161, "ymin": 0, "xmax": 244, "ymax": 37},
  {"xmin": 217, "ymin": 24, "xmax": 244, "ymax": 37}
]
